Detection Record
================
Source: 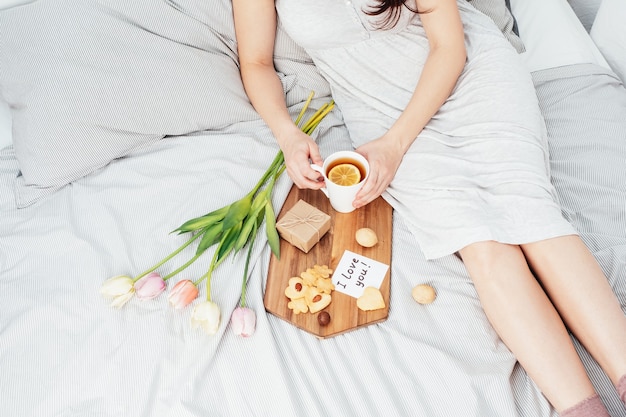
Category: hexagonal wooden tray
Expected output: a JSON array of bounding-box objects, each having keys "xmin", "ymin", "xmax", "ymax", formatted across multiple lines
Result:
[{"xmin": 264, "ymin": 185, "xmax": 392, "ymax": 338}]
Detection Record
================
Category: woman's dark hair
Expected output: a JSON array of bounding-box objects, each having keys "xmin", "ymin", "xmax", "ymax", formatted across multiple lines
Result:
[
  {"xmin": 367, "ymin": 0, "xmax": 471, "ymax": 28},
  {"xmin": 365, "ymin": 0, "xmax": 419, "ymax": 29}
]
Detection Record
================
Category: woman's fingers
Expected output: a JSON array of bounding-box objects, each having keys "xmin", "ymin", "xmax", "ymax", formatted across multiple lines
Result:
[
  {"xmin": 281, "ymin": 134, "xmax": 326, "ymax": 189},
  {"xmin": 353, "ymin": 155, "xmax": 396, "ymax": 207},
  {"xmin": 308, "ymin": 142, "xmax": 324, "ymax": 167},
  {"xmin": 354, "ymin": 171, "xmax": 384, "ymax": 208},
  {"xmin": 286, "ymin": 157, "xmax": 324, "ymax": 189},
  {"xmin": 352, "ymin": 137, "xmax": 404, "ymax": 208}
]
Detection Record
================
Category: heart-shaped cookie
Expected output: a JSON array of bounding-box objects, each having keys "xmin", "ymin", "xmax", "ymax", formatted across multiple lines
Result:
[
  {"xmin": 308, "ymin": 293, "xmax": 332, "ymax": 314},
  {"xmin": 356, "ymin": 287, "xmax": 385, "ymax": 311},
  {"xmin": 284, "ymin": 277, "xmax": 308, "ymax": 300}
]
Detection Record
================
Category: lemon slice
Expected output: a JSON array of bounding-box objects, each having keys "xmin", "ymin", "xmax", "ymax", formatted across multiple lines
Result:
[{"xmin": 328, "ymin": 163, "xmax": 361, "ymax": 186}]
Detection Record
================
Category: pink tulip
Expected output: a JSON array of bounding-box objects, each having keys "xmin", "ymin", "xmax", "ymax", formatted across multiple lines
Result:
[
  {"xmin": 134, "ymin": 272, "xmax": 166, "ymax": 300},
  {"xmin": 168, "ymin": 279, "xmax": 199, "ymax": 309},
  {"xmin": 231, "ymin": 306, "xmax": 256, "ymax": 337}
]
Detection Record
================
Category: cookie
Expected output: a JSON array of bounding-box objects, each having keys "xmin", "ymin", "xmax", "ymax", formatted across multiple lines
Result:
[
  {"xmin": 315, "ymin": 277, "xmax": 335, "ymax": 294},
  {"xmin": 356, "ymin": 286, "xmax": 385, "ymax": 311},
  {"xmin": 285, "ymin": 264, "xmax": 335, "ymax": 316},
  {"xmin": 284, "ymin": 277, "xmax": 308, "ymax": 300},
  {"xmin": 306, "ymin": 288, "xmax": 332, "ymax": 314},
  {"xmin": 287, "ymin": 298, "xmax": 309, "ymax": 314},
  {"xmin": 412, "ymin": 284, "xmax": 436, "ymax": 304},
  {"xmin": 300, "ymin": 270, "xmax": 319, "ymax": 286},
  {"xmin": 312, "ymin": 264, "xmax": 332, "ymax": 278}
]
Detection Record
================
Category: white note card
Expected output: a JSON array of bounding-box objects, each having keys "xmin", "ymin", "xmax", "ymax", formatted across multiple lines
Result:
[{"xmin": 332, "ymin": 250, "xmax": 389, "ymax": 298}]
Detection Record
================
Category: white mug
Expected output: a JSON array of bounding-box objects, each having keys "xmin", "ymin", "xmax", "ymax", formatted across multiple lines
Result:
[{"xmin": 311, "ymin": 151, "xmax": 369, "ymax": 213}]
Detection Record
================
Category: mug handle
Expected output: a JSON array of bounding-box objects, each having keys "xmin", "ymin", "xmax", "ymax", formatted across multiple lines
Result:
[{"xmin": 310, "ymin": 164, "xmax": 329, "ymax": 198}]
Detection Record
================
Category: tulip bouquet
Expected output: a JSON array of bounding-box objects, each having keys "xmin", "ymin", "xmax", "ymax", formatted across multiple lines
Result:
[{"xmin": 100, "ymin": 93, "xmax": 334, "ymax": 337}]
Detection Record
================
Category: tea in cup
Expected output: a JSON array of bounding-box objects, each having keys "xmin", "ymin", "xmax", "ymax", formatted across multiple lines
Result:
[{"xmin": 311, "ymin": 151, "xmax": 369, "ymax": 213}]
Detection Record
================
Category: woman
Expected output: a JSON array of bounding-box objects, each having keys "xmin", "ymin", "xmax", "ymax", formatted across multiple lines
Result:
[{"xmin": 232, "ymin": 0, "xmax": 626, "ymax": 415}]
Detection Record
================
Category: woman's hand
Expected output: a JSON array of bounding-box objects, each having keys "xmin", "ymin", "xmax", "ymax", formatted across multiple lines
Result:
[
  {"xmin": 277, "ymin": 126, "xmax": 325, "ymax": 190},
  {"xmin": 353, "ymin": 135, "xmax": 405, "ymax": 208}
]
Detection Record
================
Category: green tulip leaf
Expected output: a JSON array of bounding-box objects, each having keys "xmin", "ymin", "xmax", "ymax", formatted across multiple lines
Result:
[
  {"xmin": 172, "ymin": 205, "xmax": 229, "ymax": 234},
  {"xmin": 196, "ymin": 223, "xmax": 223, "ymax": 256},
  {"xmin": 264, "ymin": 200, "xmax": 280, "ymax": 259},
  {"xmin": 214, "ymin": 221, "xmax": 243, "ymax": 268},
  {"xmin": 235, "ymin": 205, "xmax": 266, "ymax": 253},
  {"xmin": 222, "ymin": 195, "xmax": 252, "ymax": 231}
]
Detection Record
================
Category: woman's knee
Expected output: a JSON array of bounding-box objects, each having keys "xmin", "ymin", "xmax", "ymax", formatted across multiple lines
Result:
[{"xmin": 459, "ymin": 240, "xmax": 526, "ymax": 282}]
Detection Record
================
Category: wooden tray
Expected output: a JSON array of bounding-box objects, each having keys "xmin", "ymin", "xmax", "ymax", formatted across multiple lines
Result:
[{"xmin": 264, "ymin": 185, "xmax": 392, "ymax": 338}]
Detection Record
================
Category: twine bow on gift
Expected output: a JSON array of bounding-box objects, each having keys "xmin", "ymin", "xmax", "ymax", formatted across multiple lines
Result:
[
  {"xmin": 277, "ymin": 211, "xmax": 326, "ymax": 241},
  {"xmin": 276, "ymin": 204, "xmax": 330, "ymax": 253}
]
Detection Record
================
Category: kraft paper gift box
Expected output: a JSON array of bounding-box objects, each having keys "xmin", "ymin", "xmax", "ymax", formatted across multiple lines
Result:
[{"xmin": 276, "ymin": 199, "xmax": 331, "ymax": 253}]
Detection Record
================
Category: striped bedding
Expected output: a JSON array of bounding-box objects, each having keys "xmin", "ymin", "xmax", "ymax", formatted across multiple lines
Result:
[{"xmin": 0, "ymin": 62, "xmax": 624, "ymax": 417}]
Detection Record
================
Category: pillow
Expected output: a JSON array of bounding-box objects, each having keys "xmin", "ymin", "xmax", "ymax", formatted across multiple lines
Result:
[
  {"xmin": 568, "ymin": 0, "xmax": 603, "ymax": 32},
  {"xmin": 0, "ymin": 0, "xmax": 35, "ymax": 9},
  {"xmin": 509, "ymin": 0, "xmax": 610, "ymax": 73},
  {"xmin": 0, "ymin": 0, "xmax": 34, "ymax": 151},
  {"xmin": 504, "ymin": 0, "xmax": 519, "ymax": 35},
  {"xmin": 467, "ymin": 0, "xmax": 525, "ymax": 54},
  {"xmin": 591, "ymin": 0, "xmax": 626, "ymax": 86},
  {"xmin": 0, "ymin": 0, "xmax": 258, "ymax": 207},
  {"xmin": 0, "ymin": 99, "xmax": 10, "ymax": 150}
]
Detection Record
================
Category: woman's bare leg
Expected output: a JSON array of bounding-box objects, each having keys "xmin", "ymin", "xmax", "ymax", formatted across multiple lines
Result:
[
  {"xmin": 521, "ymin": 235, "xmax": 626, "ymax": 386},
  {"xmin": 459, "ymin": 241, "xmax": 597, "ymax": 412}
]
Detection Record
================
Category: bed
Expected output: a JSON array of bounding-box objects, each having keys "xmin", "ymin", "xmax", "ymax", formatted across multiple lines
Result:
[{"xmin": 1, "ymin": 0, "xmax": 625, "ymax": 416}]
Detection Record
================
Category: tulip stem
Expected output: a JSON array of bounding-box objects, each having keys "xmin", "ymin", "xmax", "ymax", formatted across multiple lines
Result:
[
  {"xmin": 295, "ymin": 92, "xmax": 315, "ymax": 127},
  {"xmin": 252, "ymin": 151, "xmax": 284, "ymax": 196},
  {"xmin": 240, "ymin": 224, "xmax": 257, "ymax": 307},
  {"xmin": 194, "ymin": 248, "xmax": 220, "ymax": 299},
  {"xmin": 134, "ymin": 232, "xmax": 205, "ymax": 282},
  {"xmin": 162, "ymin": 253, "xmax": 202, "ymax": 281}
]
